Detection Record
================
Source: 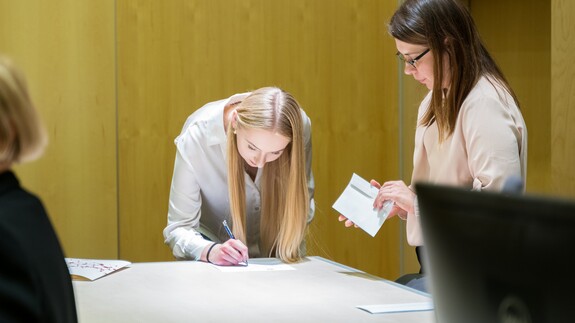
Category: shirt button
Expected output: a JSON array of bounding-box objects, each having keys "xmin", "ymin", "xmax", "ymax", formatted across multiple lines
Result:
[{"xmin": 255, "ymin": 206, "xmax": 260, "ymax": 211}]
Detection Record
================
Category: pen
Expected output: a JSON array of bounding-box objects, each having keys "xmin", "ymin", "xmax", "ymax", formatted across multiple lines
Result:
[
  {"xmin": 222, "ymin": 220, "xmax": 248, "ymax": 266},
  {"xmin": 222, "ymin": 220, "xmax": 235, "ymax": 239}
]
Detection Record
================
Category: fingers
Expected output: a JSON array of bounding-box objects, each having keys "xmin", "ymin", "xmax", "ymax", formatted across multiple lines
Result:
[
  {"xmin": 216, "ymin": 240, "xmax": 249, "ymax": 266},
  {"xmin": 373, "ymin": 191, "xmax": 389, "ymax": 209},
  {"xmin": 373, "ymin": 197, "xmax": 383, "ymax": 209},
  {"xmin": 229, "ymin": 239, "xmax": 249, "ymax": 264},
  {"xmin": 338, "ymin": 214, "xmax": 358, "ymax": 228},
  {"xmin": 337, "ymin": 179, "xmax": 411, "ymax": 229},
  {"xmin": 374, "ymin": 181, "xmax": 408, "ymax": 209},
  {"xmin": 374, "ymin": 184, "xmax": 390, "ymax": 209},
  {"xmin": 339, "ymin": 214, "xmax": 352, "ymax": 226},
  {"xmin": 203, "ymin": 240, "xmax": 249, "ymax": 266}
]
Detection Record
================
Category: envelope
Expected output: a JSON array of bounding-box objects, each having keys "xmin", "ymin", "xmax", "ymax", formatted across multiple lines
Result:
[{"xmin": 332, "ymin": 173, "xmax": 392, "ymax": 237}]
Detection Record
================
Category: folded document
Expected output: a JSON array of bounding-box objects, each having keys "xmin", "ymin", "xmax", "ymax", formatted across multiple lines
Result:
[
  {"xmin": 66, "ymin": 258, "xmax": 131, "ymax": 281},
  {"xmin": 332, "ymin": 173, "xmax": 392, "ymax": 237}
]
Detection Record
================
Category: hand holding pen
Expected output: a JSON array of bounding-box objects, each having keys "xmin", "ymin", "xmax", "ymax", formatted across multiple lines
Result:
[
  {"xmin": 222, "ymin": 220, "xmax": 249, "ymax": 266},
  {"xmin": 204, "ymin": 220, "xmax": 249, "ymax": 266},
  {"xmin": 202, "ymin": 221, "xmax": 248, "ymax": 266}
]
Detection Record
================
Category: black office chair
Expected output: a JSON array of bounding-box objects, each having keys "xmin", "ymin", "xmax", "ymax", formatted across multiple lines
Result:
[
  {"xmin": 395, "ymin": 176, "xmax": 524, "ymax": 292},
  {"xmin": 395, "ymin": 273, "xmax": 424, "ymax": 285},
  {"xmin": 395, "ymin": 246, "xmax": 426, "ymax": 290}
]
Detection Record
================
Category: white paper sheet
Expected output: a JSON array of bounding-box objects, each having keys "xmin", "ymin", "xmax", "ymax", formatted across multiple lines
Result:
[
  {"xmin": 357, "ymin": 302, "xmax": 434, "ymax": 314},
  {"xmin": 211, "ymin": 263, "xmax": 295, "ymax": 272},
  {"xmin": 332, "ymin": 173, "xmax": 393, "ymax": 237}
]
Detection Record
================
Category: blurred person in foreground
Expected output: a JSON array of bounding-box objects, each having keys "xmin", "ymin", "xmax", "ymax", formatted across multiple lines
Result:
[{"xmin": 0, "ymin": 56, "xmax": 77, "ymax": 322}]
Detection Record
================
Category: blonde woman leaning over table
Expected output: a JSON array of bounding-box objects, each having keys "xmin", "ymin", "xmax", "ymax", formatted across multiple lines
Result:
[{"xmin": 164, "ymin": 87, "xmax": 315, "ymax": 266}]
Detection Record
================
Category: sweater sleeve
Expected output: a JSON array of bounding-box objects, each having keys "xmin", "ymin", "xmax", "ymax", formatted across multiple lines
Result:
[{"xmin": 460, "ymin": 94, "xmax": 524, "ymax": 192}]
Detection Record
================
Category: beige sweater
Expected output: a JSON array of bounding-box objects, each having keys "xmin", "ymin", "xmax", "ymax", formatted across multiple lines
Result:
[{"xmin": 406, "ymin": 77, "xmax": 527, "ymax": 246}]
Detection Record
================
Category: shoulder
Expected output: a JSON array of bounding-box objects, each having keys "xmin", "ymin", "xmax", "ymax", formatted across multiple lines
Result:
[
  {"xmin": 464, "ymin": 77, "xmax": 516, "ymax": 109},
  {"xmin": 179, "ymin": 98, "xmax": 227, "ymax": 133},
  {"xmin": 0, "ymin": 175, "xmax": 59, "ymax": 244},
  {"xmin": 459, "ymin": 76, "xmax": 519, "ymax": 124},
  {"xmin": 0, "ymin": 189, "xmax": 54, "ymax": 249},
  {"xmin": 0, "ymin": 183, "xmax": 45, "ymax": 220},
  {"xmin": 298, "ymin": 108, "xmax": 312, "ymax": 144},
  {"xmin": 300, "ymin": 108, "xmax": 312, "ymax": 129},
  {"xmin": 182, "ymin": 92, "xmax": 250, "ymax": 128},
  {"xmin": 175, "ymin": 96, "xmax": 230, "ymax": 147}
]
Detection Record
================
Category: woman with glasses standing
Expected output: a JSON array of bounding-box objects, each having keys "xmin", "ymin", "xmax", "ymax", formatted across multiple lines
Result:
[{"xmin": 339, "ymin": 0, "xmax": 527, "ymax": 291}]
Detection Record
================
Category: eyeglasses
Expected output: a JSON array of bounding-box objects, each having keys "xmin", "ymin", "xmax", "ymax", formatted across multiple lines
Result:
[{"xmin": 396, "ymin": 48, "xmax": 430, "ymax": 68}]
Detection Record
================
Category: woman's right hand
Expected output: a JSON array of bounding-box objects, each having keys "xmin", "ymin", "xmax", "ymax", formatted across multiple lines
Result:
[
  {"xmin": 338, "ymin": 179, "xmax": 403, "ymax": 228},
  {"xmin": 204, "ymin": 239, "xmax": 249, "ymax": 266}
]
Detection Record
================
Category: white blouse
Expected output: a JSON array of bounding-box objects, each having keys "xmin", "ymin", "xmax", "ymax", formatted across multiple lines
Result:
[{"xmin": 163, "ymin": 93, "xmax": 315, "ymax": 260}]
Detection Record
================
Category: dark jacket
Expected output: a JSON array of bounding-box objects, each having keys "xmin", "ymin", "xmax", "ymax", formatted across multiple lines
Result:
[{"xmin": 0, "ymin": 171, "xmax": 77, "ymax": 322}]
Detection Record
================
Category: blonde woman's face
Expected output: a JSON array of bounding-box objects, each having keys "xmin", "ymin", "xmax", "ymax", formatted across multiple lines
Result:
[{"xmin": 235, "ymin": 127, "xmax": 290, "ymax": 168}]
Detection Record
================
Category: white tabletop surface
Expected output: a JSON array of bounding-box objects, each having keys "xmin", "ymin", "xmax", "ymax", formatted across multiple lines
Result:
[{"xmin": 73, "ymin": 256, "xmax": 435, "ymax": 322}]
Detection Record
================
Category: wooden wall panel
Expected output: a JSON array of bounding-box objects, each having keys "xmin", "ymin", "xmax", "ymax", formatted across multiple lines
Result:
[
  {"xmin": 0, "ymin": 0, "xmax": 117, "ymax": 258},
  {"xmin": 117, "ymin": 0, "xmax": 403, "ymax": 279},
  {"xmin": 551, "ymin": 0, "xmax": 575, "ymax": 197},
  {"xmin": 470, "ymin": 0, "xmax": 551, "ymax": 194},
  {"xmin": 3, "ymin": 0, "xmax": 567, "ymax": 283}
]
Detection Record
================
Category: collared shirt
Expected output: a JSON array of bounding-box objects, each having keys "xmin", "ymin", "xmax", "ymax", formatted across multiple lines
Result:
[
  {"xmin": 163, "ymin": 93, "xmax": 315, "ymax": 260},
  {"xmin": 406, "ymin": 76, "xmax": 528, "ymax": 246}
]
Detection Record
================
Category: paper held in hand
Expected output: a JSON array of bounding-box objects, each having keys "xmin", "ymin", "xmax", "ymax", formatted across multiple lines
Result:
[{"xmin": 332, "ymin": 173, "xmax": 393, "ymax": 237}]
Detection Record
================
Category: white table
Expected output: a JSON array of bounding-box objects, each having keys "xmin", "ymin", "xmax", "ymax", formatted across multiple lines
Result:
[{"xmin": 73, "ymin": 256, "xmax": 435, "ymax": 322}]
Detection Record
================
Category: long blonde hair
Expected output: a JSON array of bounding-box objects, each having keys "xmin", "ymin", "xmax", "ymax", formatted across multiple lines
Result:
[
  {"xmin": 226, "ymin": 87, "xmax": 309, "ymax": 263},
  {"xmin": 0, "ymin": 56, "xmax": 47, "ymax": 165}
]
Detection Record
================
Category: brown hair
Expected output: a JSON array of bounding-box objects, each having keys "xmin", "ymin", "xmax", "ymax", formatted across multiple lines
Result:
[{"xmin": 389, "ymin": 0, "xmax": 519, "ymax": 141}]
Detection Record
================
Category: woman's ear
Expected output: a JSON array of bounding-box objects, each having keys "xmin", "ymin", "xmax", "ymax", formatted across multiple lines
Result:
[{"xmin": 230, "ymin": 109, "xmax": 238, "ymax": 133}]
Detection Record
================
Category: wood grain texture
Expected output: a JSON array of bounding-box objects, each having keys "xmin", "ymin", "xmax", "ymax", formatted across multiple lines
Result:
[
  {"xmin": 551, "ymin": 0, "xmax": 575, "ymax": 197},
  {"xmin": 0, "ymin": 0, "xmax": 117, "ymax": 258},
  {"xmin": 117, "ymin": 0, "xmax": 403, "ymax": 278},
  {"xmin": 6, "ymin": 0, "xmax": 563, "ymax": 280},
  {"xmin": 471, "ymin": 0, "xmax": 551, "ymax": 194}
]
